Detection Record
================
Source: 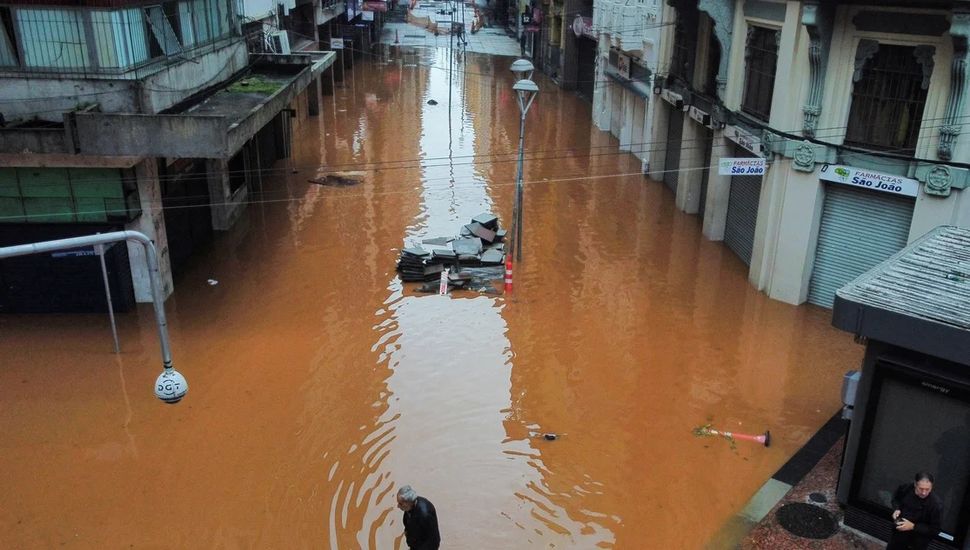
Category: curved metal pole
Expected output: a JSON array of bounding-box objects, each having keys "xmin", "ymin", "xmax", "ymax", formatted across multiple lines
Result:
[{"xmin": 0, "ymin": 230, "xmax": 175, "ymax": 373}]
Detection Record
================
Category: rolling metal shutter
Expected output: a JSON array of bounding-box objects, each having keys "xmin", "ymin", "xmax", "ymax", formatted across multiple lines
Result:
[
  {"xmin": 807, "ymin": 184, "xmax": 915, "ymax": 308},
  {"xmin": 723, "ymin": 147, "xmax": 762, "ymax": 266},
  {"xmin": 663, "ymin": 107, "xmax": 683, "ymax": 193}
]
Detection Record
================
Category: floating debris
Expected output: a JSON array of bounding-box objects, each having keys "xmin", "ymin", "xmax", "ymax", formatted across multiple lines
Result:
[
  {"xmin": 308, "ymin": 171, "xmax": 367, "ymax": 186},
  {"xmin": 396, "ymin": 212, "xmax": 506, "ymax": 285},
  {"xmin": 207, "ymin": 279, "xmax": 219, "ymax": 286},
  {"xmin": 693, "ymin": 422, "xmax": 770, "ymax": 448},
  {"xmin": 427, "ymin": 99, "xmax": 438, "ymax": 105},
  {"xmin": 543, "ymin": 433, "xmax": 558, "ymax": 441}
]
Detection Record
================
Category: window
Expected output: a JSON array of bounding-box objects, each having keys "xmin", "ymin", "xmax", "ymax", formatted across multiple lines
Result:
[
  {"xmin": 0, "ymin": 8, "xmax": 19, "ymax": 66},
  {"xmin": 145, "ymin": 5, "xmax": 182, "ymax": 57},
  {"xmin": 702, "ymin": 27, "xmax": 721, "ymax": 96},
  {"xmin": 670, "ymin": 22, "xmax": 690, "ymax": 82},
  {"xmin": 669, "ymin": 10, "xmax": 696, "ymax": 84},
  {"xmin": 15, "ymin": 8, "xmax": 90, "ymax": 69},
  {"xmin": 180, "ymin": 0, "xmax": 231, "ymax": 48},
  {"xmin": 741, "ymin": 26, "xmax": 779, "ymax": 122},
  {"xmin": 90, "ymin": 8, "xmax": 149, "ymax": 69},
  {"xmin": 844, "ymin": 44, "xmax": 929, "ymax": 154}
]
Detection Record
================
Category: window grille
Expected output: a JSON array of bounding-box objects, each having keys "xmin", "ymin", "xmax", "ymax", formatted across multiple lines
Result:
[
  {"xmin": 844, "ymin": 44, "xmax": 929, "ymax": 154},
  {"xmin": 670, "ymin": 22, "xmax": 691, "ymax": 82},
  {"xmin": 741, "ymin": 26, "xmax": 778, "ymax": 122}
]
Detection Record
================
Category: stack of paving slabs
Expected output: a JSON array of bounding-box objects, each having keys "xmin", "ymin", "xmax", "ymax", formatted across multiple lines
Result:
[
  {"xmin": 395, "ymin": 212, "xmax": 507, "ymax": 285},
  {"xmin": 397, "ymin": 247, "xmax": 445, "ymax": 282}
]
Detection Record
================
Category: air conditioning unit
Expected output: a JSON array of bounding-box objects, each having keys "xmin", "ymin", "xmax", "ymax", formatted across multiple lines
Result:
[{"xmin": 268, "ymin": 30, "xmax": 291, "ymax": 54}]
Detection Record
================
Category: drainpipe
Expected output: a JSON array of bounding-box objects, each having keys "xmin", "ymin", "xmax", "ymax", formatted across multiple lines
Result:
[{"xmin": 0, "ymin": 230, "xmax": 188, "ymax": 404}]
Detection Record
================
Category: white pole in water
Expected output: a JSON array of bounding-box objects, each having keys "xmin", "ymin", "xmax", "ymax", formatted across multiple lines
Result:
[{"xmin": 95, "ymin": 241, "xmax": 121, "ymax": 354}]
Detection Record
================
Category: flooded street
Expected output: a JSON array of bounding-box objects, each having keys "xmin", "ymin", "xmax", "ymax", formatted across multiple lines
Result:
[{"xmin": 0, "ymin": 48, "xmax": 863, "ymax": 548}]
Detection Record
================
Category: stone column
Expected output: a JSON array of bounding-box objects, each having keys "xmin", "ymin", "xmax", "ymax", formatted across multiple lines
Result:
[
  {"xmin": 647, "ymin": 100, "xmax": 670, "ymax": 181},
  {"xmin": 618, "ymin": 90, "xmax": 634, "ymax": 151},
  {"xmin": 762, "ymin": 168, "xmax": 824, "ymax": 305},
  {"xmin": 206, "ymin": 158, "xmax": 248, "ymax": 231},
  {"xmin": 701, "ymin": 131, "xmax": 732, "ymax": 241},
  {"xmin": 677, "ymin": 119, "xmax": 706, "ymax": 214},
  {"xmin": 125, "ymin": 159, "xmax": 173, "ymax": 302}
]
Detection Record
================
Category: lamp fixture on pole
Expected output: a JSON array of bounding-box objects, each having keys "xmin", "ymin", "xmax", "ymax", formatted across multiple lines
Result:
[{"xmin": 510, "ymin": 58, "xmax": 535, "ymax": 81}]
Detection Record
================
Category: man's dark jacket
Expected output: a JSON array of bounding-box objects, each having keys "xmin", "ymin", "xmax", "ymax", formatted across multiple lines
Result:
[
  {"xmin": 889, "ymin": 483, "xmax": 943, "ymax": 550},
  {"xmin": 403, "ymin": 496, "xmax": 440, "ymax": 550}
]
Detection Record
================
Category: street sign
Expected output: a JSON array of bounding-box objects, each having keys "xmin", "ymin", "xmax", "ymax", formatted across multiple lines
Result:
[
  {"xmin": 718, "ymin": 157, "xmax": 766, "ymax": 176},
  {"xmin": 819, "ymin": 164, "xmax": 919, "ymax": 197}
]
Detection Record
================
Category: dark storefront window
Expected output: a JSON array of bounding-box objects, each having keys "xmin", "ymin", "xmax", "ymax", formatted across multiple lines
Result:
[
  {"xmin": 741, "ymin": 26, "xmax": 778, "ymax": 122},
  {"xmin": 670, "ymin": 20, "xmax": 692, "ymax": 83},
  {"xmin": 844, "ymin": 44, "xmax": 929, "ymax": 154},
  {"xmin": 701, "ymin": 26, "xmax": 721, "ymax": 97}
]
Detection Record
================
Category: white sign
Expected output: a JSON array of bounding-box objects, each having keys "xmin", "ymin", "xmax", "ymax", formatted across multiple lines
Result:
[
  {"xmin": 719, "ymin": 157, "xmax": 767, "ymax": 176},
  {"xmin": 818, "ymin": 164, "xmax": 919, "ymax": 197},
  {"xmin": 362, "ymin": 10, "xmax": 374, "ymax": 21},
  {"xmin": 330, "ymin": 38, "xmax": 344, "ymax": 49},
  {"xmin": 725, "ymin": 125, "xmax": 762, "ymax": 157},
  {"xmin": 660, "ymin": 89, "xmax": 683, "ymax": 108},
  {"xmin": 616, "ymin": 53, "xmax": 631, "ymax": 79},
  {"xmin": 688, "ymin": 106, "xmax": 710, "ymax": 127}
]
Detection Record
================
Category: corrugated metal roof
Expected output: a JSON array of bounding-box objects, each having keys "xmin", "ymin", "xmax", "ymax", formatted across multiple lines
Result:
[{"xmin": 836, "ymin": 225, "xmax": 970, "ymax": 330}]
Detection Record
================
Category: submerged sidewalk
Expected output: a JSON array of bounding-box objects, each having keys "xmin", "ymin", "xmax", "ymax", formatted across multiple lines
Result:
[
  {"xmin": 718, "ymin": 414, "xmax": 883, "ymax": 548},
  {"xmin": 380, "ymin": 2, "xmax": 520, "ymax": 56}
]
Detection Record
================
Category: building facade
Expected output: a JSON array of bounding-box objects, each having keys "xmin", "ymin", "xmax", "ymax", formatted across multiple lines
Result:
[
  {"xmin": 650, "ymin": 0, "xmax": 970, "ymax": 308},
  {"xmin": 591, "ymin": 0, "xmax": 663, "ymax": 166},
  {"xmin": 0, "ymin": 0, "xmax": 337, "ymax": 312}
]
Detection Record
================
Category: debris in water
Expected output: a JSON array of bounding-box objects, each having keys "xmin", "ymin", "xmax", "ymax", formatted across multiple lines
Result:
[
  {"xmin": 397, "ymin": 213, "xmax": 507, "ymax": 286},
  {"xmin": 207, "ymin": 279, "xmax": 219, "ymax": 286},
  {"xmin": 692, "ymin": 421, "xmax": 770, "ymax": 448},
  {"xmin": 543, "ymin": 433, "xmax": 558, "ymax": 441},
  {"xmin": 308, "ymin": 171, "xmax": 367, "ymax": 186},
  {"xmin": 427, "ymin": 99, "xmax": 438, "ymax": 105}
]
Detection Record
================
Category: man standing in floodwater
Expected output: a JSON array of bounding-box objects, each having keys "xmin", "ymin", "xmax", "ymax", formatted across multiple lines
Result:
[
  {"xmin": 397, "ymin": 485, "xmax": 440, "ymax": 550},
  {"xmin": 888, "ymin": 472, "xmax": 943, "ymax": 550}
]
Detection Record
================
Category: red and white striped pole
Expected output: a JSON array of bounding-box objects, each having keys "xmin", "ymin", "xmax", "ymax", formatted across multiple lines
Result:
[
  {"xmin": 504, "ymin": 259, "xmax": 513, "ymax": 293},
  {"xmin": 707, "ymin": 428, "xmax": 771, "ymax": 447}
]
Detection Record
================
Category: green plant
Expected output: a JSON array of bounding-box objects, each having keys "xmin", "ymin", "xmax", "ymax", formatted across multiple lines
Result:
[{"xmin": 227, "ymin": 76, "xmax": 283, "ymax": 95}]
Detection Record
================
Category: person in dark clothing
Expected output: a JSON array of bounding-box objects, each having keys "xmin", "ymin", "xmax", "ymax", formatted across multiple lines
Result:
[
  {"xmin": 397, "ymin": 485, "xmax": 440, "ymax": 550},
  {"xmin": 888, "ymin": 472, "xmax": 943, "ymax": 550}
]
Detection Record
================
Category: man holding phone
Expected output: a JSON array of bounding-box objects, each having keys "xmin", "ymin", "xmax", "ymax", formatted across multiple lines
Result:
[{"xmin": 888, "ymin": 472, "xmax": 943, "ymax": 550}]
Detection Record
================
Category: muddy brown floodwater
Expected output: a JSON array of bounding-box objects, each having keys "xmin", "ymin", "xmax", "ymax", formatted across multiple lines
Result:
[{"xmin": 0, "ymin": 49, "xmax": 863, "ymax": 549}]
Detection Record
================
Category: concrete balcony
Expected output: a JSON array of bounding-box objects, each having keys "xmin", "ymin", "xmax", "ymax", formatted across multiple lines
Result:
[{"xmin": 0, "ymin": 51, "xmax": 336, "ymax": 161}]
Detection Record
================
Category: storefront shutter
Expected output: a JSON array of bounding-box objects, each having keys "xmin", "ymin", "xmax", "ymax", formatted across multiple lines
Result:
[
  {"xmin": 807, "ymin": 184, "xmax": 915, "ymax": 308},
  {"xmin": 663, "ymin": 107, "xmax": 683, "ymax": 193},
  {"xmin": 723, "ymin": 148, "xmax": 762, "ymax": 266}
]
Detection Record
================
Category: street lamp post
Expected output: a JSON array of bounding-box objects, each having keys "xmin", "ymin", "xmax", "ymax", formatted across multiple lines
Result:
[{"xmin": 509, "ymin": 59, "xmax": 538, "ymax": 263}]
